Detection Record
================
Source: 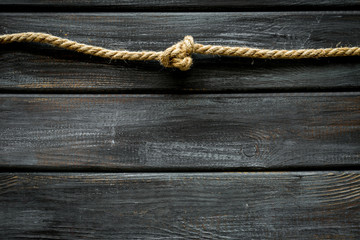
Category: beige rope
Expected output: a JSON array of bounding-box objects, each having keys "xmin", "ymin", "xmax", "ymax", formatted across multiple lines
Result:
[{"xmin": 1, "ymin": 32, "xmax": 360, "ymax": 71}]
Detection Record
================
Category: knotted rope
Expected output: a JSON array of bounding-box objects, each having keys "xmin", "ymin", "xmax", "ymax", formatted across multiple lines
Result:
[{"xmin": 1, "ymin": 32, "xmax": 360, "ymax": 71}]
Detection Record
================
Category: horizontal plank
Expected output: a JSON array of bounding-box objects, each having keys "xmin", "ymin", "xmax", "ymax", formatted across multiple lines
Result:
[
  {"xmin": 1, "ymin": 12, "xmax": 360, "ymax": 92},
  {"xmin": 1, "ymin": 93, "xmax": 359, "ymax": 170},
  {"xmin": 1, "ymin": 0, "xmax": 359, "ymax": 11},
  {"xmin": 0, "ymin": 172, "xmax": 359, "ymax": 239}
]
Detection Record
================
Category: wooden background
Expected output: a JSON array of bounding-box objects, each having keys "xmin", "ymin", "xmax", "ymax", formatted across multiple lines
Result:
[{"xmin": 0, "ymin": 1, "xmax": 359, "ymax": 239}]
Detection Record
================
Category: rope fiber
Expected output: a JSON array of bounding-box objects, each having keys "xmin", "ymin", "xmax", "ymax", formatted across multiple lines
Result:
[{"xmin": 1, "ymin": 32, "xmax": 360, "ymax": 71}]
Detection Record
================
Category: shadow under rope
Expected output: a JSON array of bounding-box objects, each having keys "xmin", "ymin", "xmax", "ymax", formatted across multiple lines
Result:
[{"xmin": 1, "ymin": 42, "xmax": 360, "ymax": 94}]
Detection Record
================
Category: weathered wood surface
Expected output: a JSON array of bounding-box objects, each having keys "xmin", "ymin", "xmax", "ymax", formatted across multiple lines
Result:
[
  {"xmin": 0, "ymin": 172, "xmax": 359, "ymax": 239},
  {"xmin": 1, "ymin": 0, "xmax": 360, "ymax": 11},
  {"xmin": 1, "ymin": 1, "xmax": 360, "ymax": 238},
  {"xmin": 1, "ymin": 12, "xmax": 360, "ymax": 92},
  {"xmin": 1, "ymin": 93, "xmax": 359, "ymax": 170}
]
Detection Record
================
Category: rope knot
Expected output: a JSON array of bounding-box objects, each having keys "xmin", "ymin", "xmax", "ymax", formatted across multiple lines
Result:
[{"xmin": 159, "ymin": 36, "xmax": 194, "ymax": 71}]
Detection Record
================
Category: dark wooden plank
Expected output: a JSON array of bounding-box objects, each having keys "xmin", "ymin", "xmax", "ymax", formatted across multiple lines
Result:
[
  {"xmin": 1, "ymin": 12, "xmax": 360, "ymax": 92},
  {"xmin": 1, "ymin": 0, "xmax": 359, "ymax": 11},
  {"xmin": 1, "ymin": 93, "xmax": 359, "ymax": 170},
  {"xmin": 0, "ymin": 172, "xmax": 359, "ymax": 239}
]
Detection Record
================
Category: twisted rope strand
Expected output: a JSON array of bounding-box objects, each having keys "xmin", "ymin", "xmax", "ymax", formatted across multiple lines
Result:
[
  {"xmin": 1, "ymin": 32, "xmax": 360, "ymax": 71},
  {"xmin": 194, "ymin": 44, "xmax": 360, "ymax": 59}
]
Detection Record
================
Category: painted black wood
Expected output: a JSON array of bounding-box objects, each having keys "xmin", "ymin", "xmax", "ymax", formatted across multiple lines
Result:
[
  {"xmin": 1, "ymin": 0, "xmax": 359, "ymax": 11},
  {"xmin": 1, "ymin": 93, "xmax": 359, "ymax": 170},
  {"xmin": 1, "ymin": 1, "xmax": 360, "ymax": 238},
  {"xmin": 1, "ymin": 12, "xmax": 360, "ymax": 92},
  {"xmin": 0, "ymin": 172, "xmax": 359, "ymax": 239}
]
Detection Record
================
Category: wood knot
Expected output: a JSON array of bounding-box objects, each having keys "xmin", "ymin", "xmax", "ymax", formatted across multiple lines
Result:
[{"xmin": 159, "ymin": 36, "xmax": 194, "ymax": 71}]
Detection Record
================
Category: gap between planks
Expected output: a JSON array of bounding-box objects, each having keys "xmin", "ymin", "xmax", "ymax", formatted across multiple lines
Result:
[{"xmin": 1, "ymin": 1, "xmax": 360, "ymax": 12}]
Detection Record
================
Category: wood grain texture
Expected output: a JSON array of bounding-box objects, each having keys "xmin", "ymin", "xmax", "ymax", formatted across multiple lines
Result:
[
  {"xmin": 1, "ymin": 93, "xmax": 359, "ymax": 170},
  {"xmin": 1, "ymin": 0, "xmax": 359, "ymax": 11},
  {"xmin": 0, "ymin": 172, "xmax": 359, "ymax": 239},
  {"xmin": 1, "ymin": 12, "xmax": 360, "ymax": 92}
]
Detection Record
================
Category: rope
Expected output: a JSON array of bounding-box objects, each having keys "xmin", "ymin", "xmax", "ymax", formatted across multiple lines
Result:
[{"xmin": 1, "ymin": 32, "xmax": 360, "ymax": 71}]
